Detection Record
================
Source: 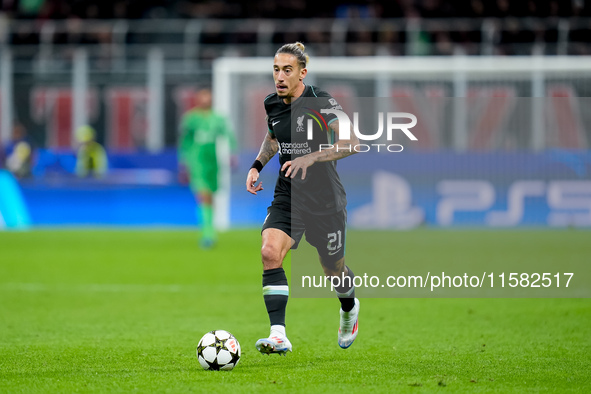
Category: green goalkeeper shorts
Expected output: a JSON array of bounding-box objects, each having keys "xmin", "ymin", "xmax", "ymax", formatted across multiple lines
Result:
[{"xmin": 189, "ymin": 165, "xmax": 218, "ymax": 193}]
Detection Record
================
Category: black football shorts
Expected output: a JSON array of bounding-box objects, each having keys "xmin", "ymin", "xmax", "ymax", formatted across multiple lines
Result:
[{"xmin": 262, "ymin": 196, "xmax": 347, "ymax": 262}]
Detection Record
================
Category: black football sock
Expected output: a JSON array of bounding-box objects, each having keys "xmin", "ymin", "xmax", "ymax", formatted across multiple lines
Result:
[
  {"xmin": 262, "ymin": 268, "xmax": 289, "ymax": 327},
  {"xmin": 335, "ymin": 266, "xmax": 356, "ymax": 312}
]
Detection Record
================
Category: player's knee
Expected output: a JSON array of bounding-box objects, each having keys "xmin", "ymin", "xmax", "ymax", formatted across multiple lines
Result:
[{"xmin": 261, "ymin": 243, "xmax": 283, "ymax": 268}]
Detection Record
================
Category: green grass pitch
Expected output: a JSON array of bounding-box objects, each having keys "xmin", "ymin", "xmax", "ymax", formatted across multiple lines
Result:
[{"xmin": 0, "ymin": 229, "xmax": 590, "ymax": 393}]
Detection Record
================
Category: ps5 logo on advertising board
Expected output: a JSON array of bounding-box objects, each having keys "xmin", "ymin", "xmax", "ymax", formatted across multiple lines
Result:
[{"xmin": 302, "ymin": 108, "xmax": 418, "ymax": 153}]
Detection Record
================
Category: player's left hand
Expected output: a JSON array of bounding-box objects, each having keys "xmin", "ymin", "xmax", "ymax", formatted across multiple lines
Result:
[{"xmin": 282, "ymin": 156, "xmax": 315, "ymax": 180}]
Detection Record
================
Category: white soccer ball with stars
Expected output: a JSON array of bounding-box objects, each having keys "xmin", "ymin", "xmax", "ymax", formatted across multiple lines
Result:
[{"xmin": 197, "ymin": 330, "xmax": 241, "ymax": 371}]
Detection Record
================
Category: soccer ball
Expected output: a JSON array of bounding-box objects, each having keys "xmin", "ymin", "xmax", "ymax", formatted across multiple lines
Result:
[{"xmin": 197, "ymin": 330, "xmax": 241, "ymax": 371}]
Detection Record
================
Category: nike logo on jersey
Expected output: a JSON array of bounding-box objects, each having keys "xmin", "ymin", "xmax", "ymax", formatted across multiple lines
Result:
[
  {"xmin": 272, "ymin": 120, "xmax": 281, "ymax": 126},
  {"xmin": 328, "ymin": 248, "xmax": 342, "ymax": 256}
]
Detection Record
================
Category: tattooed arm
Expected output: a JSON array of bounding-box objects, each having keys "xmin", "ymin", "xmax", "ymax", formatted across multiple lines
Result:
[
  {"xmin": 256, "ymin": 132, "xmax": 279, "ymax": 166},
  {"xmin": 282, "ymin": 120, "xmax": 358, "ymax": 180},
  {"xmin": 246, "ymin": 132, "xmax": 279, "ymax": 195}
]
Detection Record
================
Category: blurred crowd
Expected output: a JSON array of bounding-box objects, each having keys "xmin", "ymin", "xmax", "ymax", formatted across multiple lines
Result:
[
  {"xmin": 2, "ymin": 1, "xmax": 590, "ymax": 57},
  {"xmin": 1, "ymin": 0, "xmax": 587, "ymax": 20}
]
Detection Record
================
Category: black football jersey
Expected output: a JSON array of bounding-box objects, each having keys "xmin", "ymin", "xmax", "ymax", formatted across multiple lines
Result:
[{"xmin": 264, "ymin": 85, "xmax": 347, "ymax": 215}]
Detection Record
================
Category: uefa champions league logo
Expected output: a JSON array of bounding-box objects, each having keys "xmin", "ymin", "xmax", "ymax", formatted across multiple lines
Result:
[{"xmin": 304, "ymin": 109, "xmax": 418, "ymax": 153}]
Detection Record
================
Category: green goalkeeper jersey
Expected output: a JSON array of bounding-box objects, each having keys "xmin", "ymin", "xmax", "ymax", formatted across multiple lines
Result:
[{"xmin": 178, "ymin": 108, "xmax": 236, "ymax": 192}]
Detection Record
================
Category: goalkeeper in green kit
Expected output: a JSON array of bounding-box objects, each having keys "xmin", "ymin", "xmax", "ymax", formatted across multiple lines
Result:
[{"xmin": 179, "ymin": 88, "xmax": 237, "ymax": 248}]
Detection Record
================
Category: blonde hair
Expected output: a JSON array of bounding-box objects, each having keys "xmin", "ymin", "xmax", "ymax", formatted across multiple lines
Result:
[{"xmin": 276, "ymin": 42, "xmax": 309, "ymax": 69}]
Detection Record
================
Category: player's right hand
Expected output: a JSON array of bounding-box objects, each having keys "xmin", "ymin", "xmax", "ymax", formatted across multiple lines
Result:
[{"xmin": 246, "ymin": 168, "xmax": 264, "ymax": 195}]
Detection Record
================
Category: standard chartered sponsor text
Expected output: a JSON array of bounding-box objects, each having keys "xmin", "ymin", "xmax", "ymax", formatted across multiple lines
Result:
[{"xmin": 280, "ymin": 142, "xmax": 311, "ymax": 155}]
